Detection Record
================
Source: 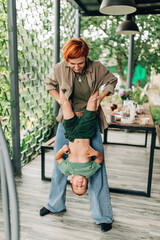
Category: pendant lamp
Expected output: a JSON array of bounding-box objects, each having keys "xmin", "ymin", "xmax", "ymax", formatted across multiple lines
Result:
[
  {"xmin": 116, "ymin": 14, "xmax": 139, "ymax": 35},
  {"xmin": 99, "ymin": 0, "xmax": 137, "ymax": 15}
]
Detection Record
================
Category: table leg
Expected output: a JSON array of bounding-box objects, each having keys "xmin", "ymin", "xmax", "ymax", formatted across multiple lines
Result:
[
  {"xmin": 103, "ymin": 128, "xmax": 108, "ymax": 144},
  {"xmin": 145, "ymin": 131, "xmax": 148, "ymax": 147},
  {"xmin": 147, "ymin": 128, "xmax": 156, "ymax": 197}
]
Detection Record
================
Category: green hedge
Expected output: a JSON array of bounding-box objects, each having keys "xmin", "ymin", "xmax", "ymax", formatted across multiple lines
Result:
[{"xmin": 150, "ymin": 105, "xmax": 160, "ymax": 125}]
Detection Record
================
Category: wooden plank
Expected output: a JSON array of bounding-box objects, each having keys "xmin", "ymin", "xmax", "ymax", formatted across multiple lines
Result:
[{"xmin": 42, "ymin": 136, "xmax": 56, "ymax": 146}]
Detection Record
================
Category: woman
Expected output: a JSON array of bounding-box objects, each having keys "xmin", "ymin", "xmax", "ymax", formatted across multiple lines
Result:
[{"xmin": 40, "ymin": 38, "xmax": 117, "ymax": 232}]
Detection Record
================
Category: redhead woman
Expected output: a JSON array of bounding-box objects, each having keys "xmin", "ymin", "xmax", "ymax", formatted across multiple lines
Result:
[{"xmin": 40, "ymin": 38, "xmax": 117, "ymax": 232}]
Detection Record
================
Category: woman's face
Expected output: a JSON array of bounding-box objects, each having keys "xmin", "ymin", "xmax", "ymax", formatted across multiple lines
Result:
[{"xmin": 68, "ymin": 56, "xmax": 86, "ymax": 74}]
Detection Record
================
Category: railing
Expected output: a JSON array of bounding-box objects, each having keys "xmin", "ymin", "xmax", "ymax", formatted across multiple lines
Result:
[{"xmin": 0, "ymin": 122, "xmax": 20, "ymax": 240}]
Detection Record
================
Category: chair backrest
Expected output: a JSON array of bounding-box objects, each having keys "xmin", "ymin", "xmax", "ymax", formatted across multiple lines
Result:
[{"xmin": 0, "ymin": 122, "xmax": 20, "ymax": 240}]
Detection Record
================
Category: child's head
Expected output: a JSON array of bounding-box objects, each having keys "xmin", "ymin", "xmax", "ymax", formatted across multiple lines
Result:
[{"xmin": 70, "ymin": 175, "xmax": 88, "ymax": 195}]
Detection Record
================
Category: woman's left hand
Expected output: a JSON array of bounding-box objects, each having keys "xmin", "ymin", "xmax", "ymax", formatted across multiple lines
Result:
[
  {"xmin": 95, "ymin": 95, "xmax": 103, "ymax": 110},
  {"xmin": 95, "ymin": 90, "xmax": 110, "ymax": 110}
]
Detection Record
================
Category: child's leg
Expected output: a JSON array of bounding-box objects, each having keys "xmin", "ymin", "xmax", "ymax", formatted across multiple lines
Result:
[
  {"xmin": 60, "ymin": 89, "xmax": 74, "ymax": 119},
  {"xmin": 86, "ymin": 90, "xmax": 99, "ymax": 111}
]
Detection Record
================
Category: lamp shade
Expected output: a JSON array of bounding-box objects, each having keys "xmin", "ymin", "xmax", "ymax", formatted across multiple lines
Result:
[
  {"xmin": 116, "ymin": 15, "xmax": 139, "ymax": 35},
  {"xmin": 99, "ymin": 0, "xmax": 137, "ymax": 15}
]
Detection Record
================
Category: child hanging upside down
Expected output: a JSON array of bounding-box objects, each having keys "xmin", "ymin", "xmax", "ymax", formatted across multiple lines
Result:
[{"xmin": 56, "ymin": 89, "xmax": 104, "ymax": 196}]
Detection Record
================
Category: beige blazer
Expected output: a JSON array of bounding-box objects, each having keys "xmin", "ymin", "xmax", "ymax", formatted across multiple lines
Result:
[{"xmin": 44, "ymin": 58, "xmax": 117, "ymax": 132}]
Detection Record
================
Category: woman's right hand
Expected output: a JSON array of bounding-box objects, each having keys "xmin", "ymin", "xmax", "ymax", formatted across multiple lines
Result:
[{"xmin": 62, "ymin": 144, "xmax": 70, "ymax": 154}]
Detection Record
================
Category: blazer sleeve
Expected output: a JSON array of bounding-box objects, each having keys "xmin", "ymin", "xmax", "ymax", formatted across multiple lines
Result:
[
  {"xmin": 95, "ymin": 61, "xmax": 118, "ymax": 95},
  {"xmin": 44, "ymin": 66, "xmax": 58, "ymax": 92}
]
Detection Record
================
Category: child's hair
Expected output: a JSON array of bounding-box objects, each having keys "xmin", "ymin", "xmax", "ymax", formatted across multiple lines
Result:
[{"xmin": 63, "ymin": 38, "xmax": 89, "ymax": 62}]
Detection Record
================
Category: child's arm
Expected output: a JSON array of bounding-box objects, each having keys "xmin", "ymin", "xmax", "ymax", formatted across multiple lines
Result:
[
  {"xmin": 56, "ymin": 144, "xmax": 70, "ymax": 164},
  {"xmin": 84, "ymin": 145, "xmax": 103, "ymax": 164}
]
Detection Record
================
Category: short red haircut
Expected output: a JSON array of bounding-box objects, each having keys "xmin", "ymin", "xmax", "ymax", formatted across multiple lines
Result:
[{"xmin": 63, "ymin": 38, "xmax": 89, "ymax": 62}]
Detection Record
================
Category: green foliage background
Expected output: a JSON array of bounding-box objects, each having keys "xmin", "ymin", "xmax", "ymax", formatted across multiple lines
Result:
[
  {"xmin": 150, "ymin": 106, "xmax": 160, "ymax": 125},
  {"xmin": 0, "ymin": 0, "xmax": 56, "ymax": 164},
  {"xmin": 81, "ymin": 15, "xmax": 160, "ymax": 87}
]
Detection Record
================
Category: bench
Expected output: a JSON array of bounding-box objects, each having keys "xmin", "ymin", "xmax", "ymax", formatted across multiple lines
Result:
[{"xmin": 41, "ymin": 136, "xmax": 56, "ymax": 181}]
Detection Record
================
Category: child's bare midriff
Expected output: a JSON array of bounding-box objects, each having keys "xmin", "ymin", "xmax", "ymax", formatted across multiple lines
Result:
[{"xmin": 68, "ymin": 139, "xmax": 91, "ymax": 163}]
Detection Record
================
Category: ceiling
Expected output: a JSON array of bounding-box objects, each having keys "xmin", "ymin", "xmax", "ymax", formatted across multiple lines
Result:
[{"xmin": 68, "ymin": 0, "xmax": 160, "ymax": 16}]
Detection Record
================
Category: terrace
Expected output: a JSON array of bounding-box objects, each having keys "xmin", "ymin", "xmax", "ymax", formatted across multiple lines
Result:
[{"xmin": 0, "ymin": 0, "xmax": 160, "ymax": 239}]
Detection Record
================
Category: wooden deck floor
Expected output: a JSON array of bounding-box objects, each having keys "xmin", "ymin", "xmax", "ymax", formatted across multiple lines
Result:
[{"xmin": 0, "ymin": 130, "xmax": 160, "ymax": 240}]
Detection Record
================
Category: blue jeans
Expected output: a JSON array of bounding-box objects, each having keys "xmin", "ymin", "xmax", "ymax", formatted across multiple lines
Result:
[{"xmin": 46, "ymin": 123, "xmax": 113, "ymax": 224}]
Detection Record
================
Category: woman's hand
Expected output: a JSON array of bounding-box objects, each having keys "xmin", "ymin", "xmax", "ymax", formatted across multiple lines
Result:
[
  {"xmin": 90, "ymin": 94, "xmax": 104, "ymax": 111},
  {"xmin": 94, "ymin": 90, "xmax": 110, "ymax": 110},
  {"xmin": 95, "ymin": 95, "xmax": 103, "ymax": 110},
  {"xmin": 62, "ymin": 144, "xmax": 70, "ymax": 154}
]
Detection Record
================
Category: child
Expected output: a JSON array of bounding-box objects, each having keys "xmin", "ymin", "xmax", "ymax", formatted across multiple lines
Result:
[{"xmin": 56, "ymin": 89, "xmax": 104, "ymax": 195}]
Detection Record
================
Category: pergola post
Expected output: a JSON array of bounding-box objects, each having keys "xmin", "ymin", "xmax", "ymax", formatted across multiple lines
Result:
[
  {"xmin": 127, "ymin": 35, "xmax": 134, "ymax": 89},
  {"xmin": 127, "ymin": 13, "xmax": 136, "ymax": 90},
  {"xmin": 53, "ymin": 0, "xmax": 60, "ymax": 133},
  {"xmin": 54, "ymin": 0, "xmax": 60, "ymax": 64},
  {"xmin": 7, "ymin": 0, "xmax": 21, "ymax": 175},
  {"xmin": 75, "ymin": 9, "xmax": 81, "ymax": 38}
]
